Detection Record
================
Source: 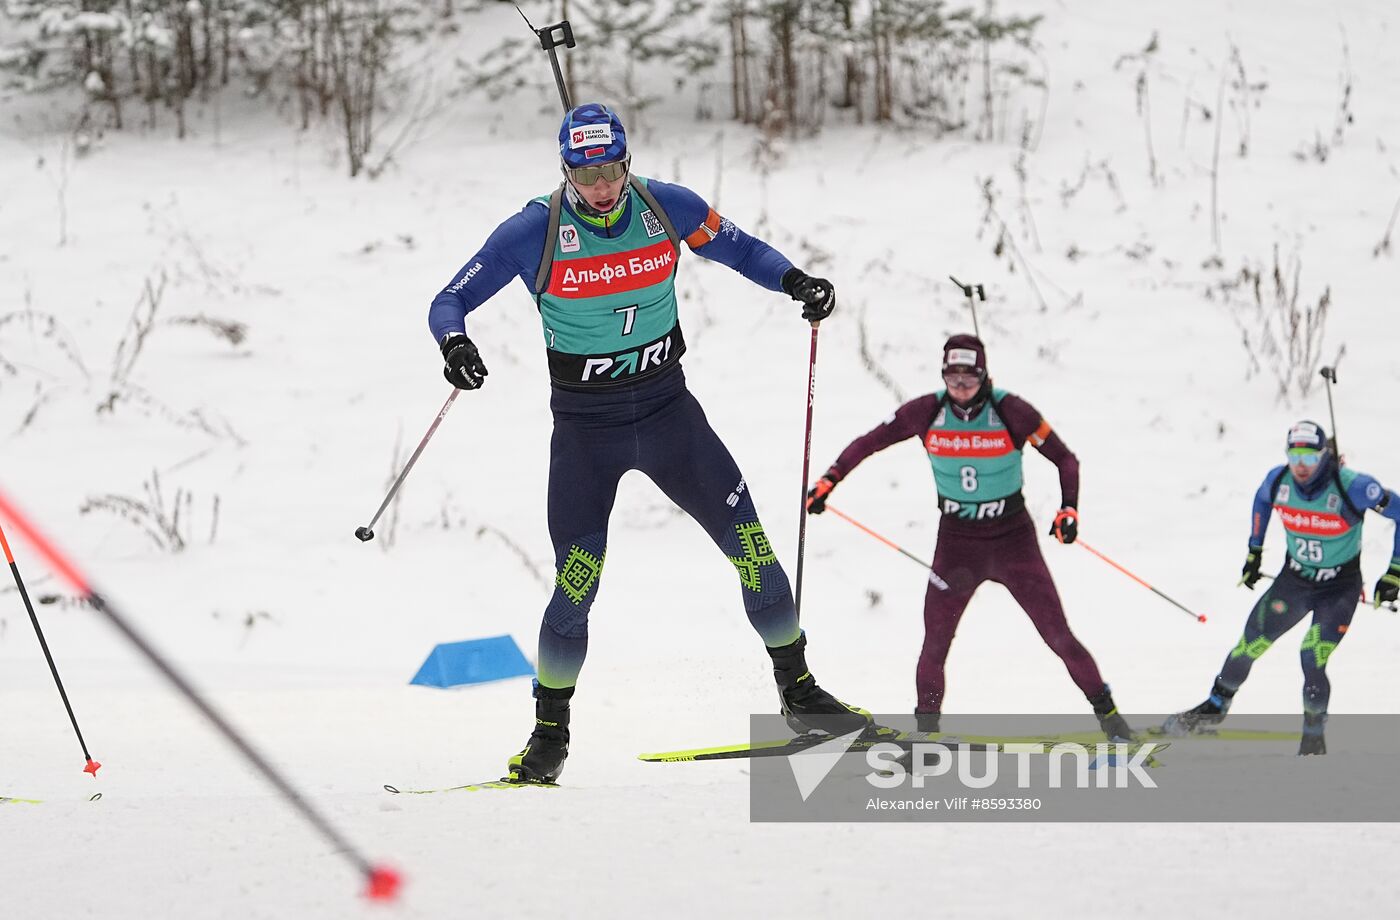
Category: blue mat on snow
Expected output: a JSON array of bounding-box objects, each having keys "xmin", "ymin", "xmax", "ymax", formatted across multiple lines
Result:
[{"xmin": 410, "ymin": 635, "xmax": 535, "ymax": 688}]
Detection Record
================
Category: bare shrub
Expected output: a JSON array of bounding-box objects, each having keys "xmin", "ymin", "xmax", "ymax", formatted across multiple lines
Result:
[
  {"xmin": 976, "ymin": 176, "xmax": 1050, "ymax": 313},
  {"xmin": 166, "ymin": 314, "xmax": 249, "ymax": 346},
  {"xmin": 0, "ymin": 305, "xmax": 90, "ymax": 432},
  {"xmin": 1373, "ymin": 196, "xmax": 1399, "ymax": 258},
  {"xmin": 1058, "ymin": 156, "xmax": 1126, "ymax": 212},
  {"xmin": 79, "ymin": 469, "xmax": 219, "ymax": 553},
  {"xmin": 1210, "ymin": 245, "xmax": 1335, "ymax": 402},
  {"xmin": 94, "ymin": 271, "xmax": 247, "ymax": 437},
  {"xmin": 1224, "ymin": 43, "xmax": 1267, "ymax": 158},
  {"xmin": 856, "ymin": 302, "xmax": 905, "ymax": 403},
  {"xmin": 1113, "ymin": 31, "xmax": 1161, "ymax": 186}
]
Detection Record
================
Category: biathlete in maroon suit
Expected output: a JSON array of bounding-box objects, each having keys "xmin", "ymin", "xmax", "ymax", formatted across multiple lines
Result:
[{"xmin": 806, "ymin": 334, "xmax": 1134, "ymax": 740}]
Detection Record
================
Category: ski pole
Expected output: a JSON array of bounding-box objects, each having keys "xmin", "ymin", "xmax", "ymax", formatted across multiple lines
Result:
[
  {"xmin": 0, "ymin": 487, "xmax": 401, "ymax": 901},
  {"xmin": 355, "ymin": 389, "xmax": 458, "ymax": 542},
  {"xmin": 822, "ymin": 504, "xmax": 948, "ymax": 586},
  {"xmin": 515, "ymin": 6, "xmax": 575, "ymax": 111},
  {"xmin": 0, "ymin": 522, "xmax": 100, "ymax": 777},
  {"xmin": 1319, "ymin": 364, "xmax": 1341, "ymax": 455},
  {"xmin": 1076, "ymin": 539, "xmax": 1207, "ymax": 623},
  {"xmin": 793, "ymin": 321, "xmax": 820, "ymax": 620},
  {"xmin": 948, "ymin": 275, "xmax": 985, "ymax": 339}
]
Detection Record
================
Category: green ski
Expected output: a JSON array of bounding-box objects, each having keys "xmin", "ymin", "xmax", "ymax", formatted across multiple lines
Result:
[
  {"xmin": 382, "ymin": 780, "xmax": 558, "ymax": 795},
  {"xmin": 0, "ymin": 793, "xmax": 100, "ymax": 804},
  {"xmin": 1144, "ymin": 726, "xmax": 1300, "ymax": 742},
  {"xmin": 640, "ymin": 729, "xmax": 1169, "ymax": 763}
]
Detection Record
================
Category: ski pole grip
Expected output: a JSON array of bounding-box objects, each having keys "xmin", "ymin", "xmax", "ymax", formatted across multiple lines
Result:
[{"xmin": 538, "ymin": 20, "xmax": 575, "ymax": 51}]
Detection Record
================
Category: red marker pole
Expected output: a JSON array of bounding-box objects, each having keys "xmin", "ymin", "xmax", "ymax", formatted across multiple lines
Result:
[
  {"xmin": 0, "ymin": 521, "xmax": 100, "ymax": 777},
  {"xmin": 0, "ymin": 488, "xmax": 400, "ymax": 901},
  {"xmin": 1076, "ymin": 539, "xmax": 1208, "ymax": 623}
]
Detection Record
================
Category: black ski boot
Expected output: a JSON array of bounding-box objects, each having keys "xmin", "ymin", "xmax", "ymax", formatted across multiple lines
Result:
[
  {"xmin": 768, "ymin": 633, "xmax": 872, "ymax": 736},
  {"xmin": 915, "ymin": 711, "xmax": 941, "ymax": 735},
  {"xmin": 1160, "ymin": 679, "xmax": 1233, "ymax": 736},
  {"xmin": 1298, "ymin": 712, "xmax": 1327, "ymax": 756},
  {"xmin": 1088, "ymin": 686, "xmax": 1136, "ymax": 743},
  {"xmin": 506, "ymin": 684, "xmax": 572, "ymax": 784}
]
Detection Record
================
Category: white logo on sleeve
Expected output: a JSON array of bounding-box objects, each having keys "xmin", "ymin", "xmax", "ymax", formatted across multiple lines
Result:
[
  {"xmin": 1367, "ymin": 482, "xmax": 1382, "ymax": 502},
  {"xmin": 446, "ymin": 261, "xmax": 483, "ymax": 294}
]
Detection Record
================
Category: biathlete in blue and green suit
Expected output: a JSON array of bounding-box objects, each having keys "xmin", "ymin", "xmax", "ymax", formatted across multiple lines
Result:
[
  {"xmin": 1165, "ymin": 420, "xmax": 1400, "ymax": 754},
  {"xmin": 427, "ymin": 103, "xmax": 870, "ymax": 784}
]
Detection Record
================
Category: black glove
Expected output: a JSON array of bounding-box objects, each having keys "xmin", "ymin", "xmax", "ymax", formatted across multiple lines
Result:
[
  {"xmin": 1048, "ymin": 507, "xmax": 1078, "ymax": 544},
  {"xmin": 440, "ymin": 333, "xmax": 488, "ymax": 390},
  {"xmin": 781, "ymin": 268, "xmax": 836, "ymax": 322},
  {"xmin": 1239, "ymin": 545, "xmax": 1263, "ymax": 590},
  {"xmin": 1374, "ymin": 558, "xmax": 1400, "ymax": 608},
  {"xmin": 806, "ymin": 473, "xmax": 839, "ymax": 515}
]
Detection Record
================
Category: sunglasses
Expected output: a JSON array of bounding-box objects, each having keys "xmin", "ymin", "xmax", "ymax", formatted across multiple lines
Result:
[
  {"xmin": 942, "ymin": 370, "xmax": 983, "ymax": 389},
  {"xmin": 1287, "ymin": 449, "xmax": 1322, "ymax": 468},
  {"xmin": 567, "ymin": 158, "xmax": 629, "ymax": 186}
]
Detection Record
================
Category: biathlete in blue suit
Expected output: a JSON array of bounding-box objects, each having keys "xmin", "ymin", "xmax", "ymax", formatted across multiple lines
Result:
[
  {"xmin": 428, "ymin": 103, "xmax": 871, "ymax": 784},
  {"xmin": 1164, "ymin": 420, "xmax": 1400, "ymax": 754}
]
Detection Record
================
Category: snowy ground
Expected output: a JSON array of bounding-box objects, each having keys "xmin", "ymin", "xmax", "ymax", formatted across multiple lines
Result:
[{"xmin": 3, "ymin": 1, "xmax": 1400, "ymax": 917}]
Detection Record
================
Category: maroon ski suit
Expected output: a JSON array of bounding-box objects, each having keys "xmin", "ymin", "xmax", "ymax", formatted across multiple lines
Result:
[{"xmin": 825, "ymin": 390, "xmax": 1106, "ymax": 715}]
